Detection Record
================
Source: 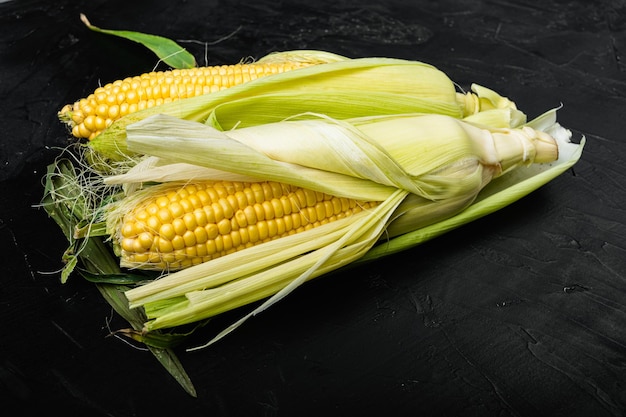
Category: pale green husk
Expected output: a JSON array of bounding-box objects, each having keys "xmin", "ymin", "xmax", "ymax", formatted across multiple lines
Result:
[
  {"xmin": 112, "ymin": 107, "xmax": 582, "ymax": 349},
  {"xmin": 88, "ymin": 55, "xmax": 513, "ymax": 162}
]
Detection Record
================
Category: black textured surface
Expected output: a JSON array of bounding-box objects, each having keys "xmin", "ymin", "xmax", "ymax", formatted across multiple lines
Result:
[{"xmin": 1, "ymin": 0, "xmax": 625, "ymax": 416}]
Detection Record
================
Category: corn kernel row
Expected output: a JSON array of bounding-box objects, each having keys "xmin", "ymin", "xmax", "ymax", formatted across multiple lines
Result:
[
  {"xmin": 59, "ymin": 62, "xmax": 311, "ymax": 140},
  {"xmin": 118, "ymin": 181, "xmax": 378, "ymax": 270}
]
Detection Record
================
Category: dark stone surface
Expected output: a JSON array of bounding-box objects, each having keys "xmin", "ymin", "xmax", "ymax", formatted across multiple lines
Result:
[{"xmin": 1, "ymin": 0, "xmax": 625, "ymax": 416}]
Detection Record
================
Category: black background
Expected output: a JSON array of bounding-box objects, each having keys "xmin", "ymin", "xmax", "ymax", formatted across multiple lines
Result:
[{"xmin": 1, "ymin": 0, "xmax": 625, "ymax": 416}]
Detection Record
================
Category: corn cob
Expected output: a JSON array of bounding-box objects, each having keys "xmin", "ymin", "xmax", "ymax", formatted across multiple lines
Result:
[
  {"xmin": 85, "ymin": 56, "xmax": 525, "ymax": 163},
  {"xmin": 114, "ymin": 180, "xmax": 378, "ymax": 271},
  {"xmin": 58, "ymin": 61, "xmax": 313, "ymax": 140}
]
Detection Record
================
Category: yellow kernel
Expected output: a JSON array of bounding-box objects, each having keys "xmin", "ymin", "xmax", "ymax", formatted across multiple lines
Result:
[
  {"xmin": 291, "ymin": 212, "xmax": 302, "ymax": 229},
  {"xmin": 234, "ymin": 191, "xmax": 248, "ymax": 209},
  {"xmin": 250, "ymin": 183, "xmax": 265, "ymax": 203},
  {"xmin": 126, "ymin": 90, "xmax": 139, "ymax": 104},
  {"xmin": 206, "ymin": 240, "xmax": 217, "ymax": 255},
  {"xmin": 94, "ymin": 90, "xmax": 107, "ymax": 103},
  {"xmin": 239, "ymin": 227, "xmax": 249, "ymax": 245},
  {"xmin": 230, "ymin": 230, "xmax": 241, "ymax": 248},
  {"xmin": 119, "ymin": 102, "xmax": 130, "ymax": 116},
  {"xmin": 242, "ymin": 206, "xmax": 257, "ymax": 225},
  {"xmin": 94, "ymin": 116, "xmax": 107, "ymax": 131},
  {"xmin": 157, "ymin": 208, "xmax": 172, "ymax": 223},
  {"xmin": 211, "ymin": 202, "xmax": 224, "ymax": 222},
  {"xmin": 137, "ymin": 232, "xmax": 154, "ymax": 250},
  {"xmin": 226, "ymin": 194, "xmax": 239, "ymax": 211},
  {"xmin": 183, "ymin": 213, "xmax": 197, "ymax": 230},
  {"xmin": 185, "ymin": 246, "xmax": 197, "ymax": 258},
  {"xmin": 174, "ymin": 249, "xmax": 187, "ymax": 261},
  {"xmin": 218, "ymin": 198, "xmax": 234, "ymax": 219},
  {"xmin": 257, "ymin": 221, "xmax": 269, "ymax": 240},
  {"xmin": 248, "ymin": 224, "xmax": 259, "ymax": 243},
  {"xmin": 282, "ymin": 214, "xmax": 293, "ymax": 232},
  {"xmin": 271, "ymin": 199, "xmax": 284, "ymax": 218},
  {"xmin": 194, "ymin": 226, "xmax": 208, "ymax": 244},
  {"xmin": 169, "ymin": 202, "xmax": 184, "ymax": 219},
  {"xmin": 213, "ymin": 182, "xmax": 228, "ymax": 200},
  {"xmin": 132, "ymin": 238, "xmax": 146, "ymax": 253},
  {"xmin": 121, "ymin": 222, "xmax": 136, "ymax": 238},
  {"xmin": 183, "ymin": 230, "xmax": 196, "ymax": 247},
  {"xmin": 331, "ymin": 198, "xmax": 342, "ymax": 215},
  {"xmin": 179, "ymin": 198, "xmax": 194, "ymax": 213},
  {"xmin": 253, "ymin": 203, "xmax": 265, "ymax": 222},
  {"xmin": 266, "ymin": 219, "xmax": 278, "ymax": 238},
  {"xmin": 203, "ymin": 206, "xmax": 216, "ymax": 223},
  {"xmin": 146, "ymin": 216, "xmax": 161, "ymax": 233},
  {"xmin": 306, "ymin": 207, "xmax": 318, "ymax": 223},
  {"xmin": 161, "ymin": 252, "xmax": 176, "ymax": 264},
  {"xmin": 194, "ymin": 209, "xmax": 208, "ymax": 227},
  {"xmin": 280, "ymin": 196, "xmax": 292, "ymax": 215},
  {"xmin": 133, "ymin": 253, "xmax": 149, "ymax": 263},
  {"xmin": 159, "ymin": 223, "xmax": 176, "ymax": 241},
  {"xmin": 217, "ymin": 218, "xmax": 231, "ymax": 235},
  {"xmin": 172, "ymin": 218, "xmax": 186, "ymax": 236},
  {"xmin": 262, "ymin": 200, "xmax": 275, "ymax": 220},
  {"xmin": 261, "ymin": 182, "xmax": 274, "ymax": 200},
  {"xmin": 243, "ymin": 188, "xmax": 256, "ymax": 205},
  {"xmin": 107, "ymin": 104, "xmax": 120, "ymax": 119},
  {"xmin": 214, "ymin": 235, "xmax": 224, "ymax": 252},
  {"xmin": 145, "ymin": 203, "xmax": 159, "ymax": 216},
  {"xmin": 270, "ymin": 182, "xmax": 286, "ymax": 198},
  {"xmin": 196, "ymin": 190, "xmax": 211, "ymax": 206},
  {"xmin": 235, "ymin": 210, "xmax": 248, "ymax": 228},
  {"xmin": 275, "ymin": 218, "xmax": 286, "ymax": 235},
  {"xmin": 196, "ymin": 243, "xmax": 208, "ymax": 257},
  {"xmin": 316, "ymin": 203, "xmax": 327, "ymax": 221},
  {"xmin": 205, "ymin": 223, "xmax": 218, "ymax": 240},
  {"xmin": 166, "ymin": 190, "xmax": 179, "ymax": 202},
  {"xmin": 187, "ymin": 194, "xmax": 202, "ymax": 209},
  {"xmin": 95, "ymin": 104, "xmax": 109, "ymax": 118},
  {"xmin": 83, "ymin": 115, "xmax": 97, "ymax": 132},
  {"xmin": 304, "ymin": 189, "xmax": 318, "ymax": 206},
  {"xmin": 222, "ymin": 234, "xmax": 233, "ymax": 252},
  {"xmin": 158, "ymin": 239, "xmax": 174, "ymax": 254},
  {"xmin": 121, "ymin": 238, "xmax": 135, "ymax": 252},
  {"xmin": 135, "ymin": 209, "xmax": 149, "ymax": 222},
  {"xmin": 171, "ymin": 235, "xmax": 185, "ymax": 250},
  {"xmin": 289, "ymin": 194, "xmax": 302, "ymax": 212}
]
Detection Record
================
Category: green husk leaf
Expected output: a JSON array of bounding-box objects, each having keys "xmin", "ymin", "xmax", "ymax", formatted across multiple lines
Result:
[
  {"xmin": 41, "ymin": 157, "xmax": 197, "ymax": 397},
  {"xmin": 110, "ymin": 327, "xmax": 195, "ymax": 349},
  {"xmin": 80, "ymin": 14, "xmax": 196, "ymax": 69},
  {"xmin": 79, "ymin": 269, "xmax": 153, "ymax": 285}
]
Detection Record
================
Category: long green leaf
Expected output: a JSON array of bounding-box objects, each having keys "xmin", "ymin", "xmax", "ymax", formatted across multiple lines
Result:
[
  {"xmin": 41, "ymin": 158, "xmax": 197, "ymax": 397},
  {"xmin": 80, "ymin": 14, "xmax": 196, "ymax": 69}
]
